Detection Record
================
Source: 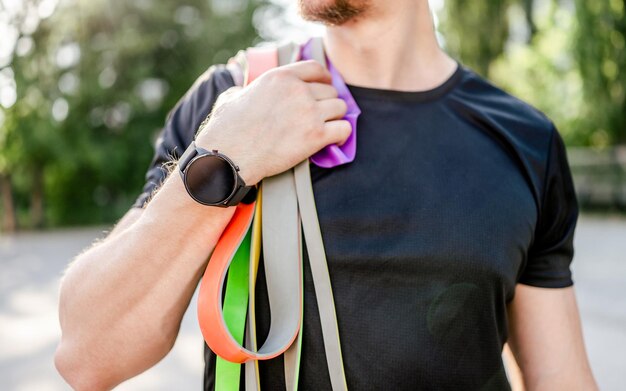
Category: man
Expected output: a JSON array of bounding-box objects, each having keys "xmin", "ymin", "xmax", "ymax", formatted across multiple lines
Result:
[{"xmin": 55, "ymin": 0, "xmax": 598, "ymax": 390}]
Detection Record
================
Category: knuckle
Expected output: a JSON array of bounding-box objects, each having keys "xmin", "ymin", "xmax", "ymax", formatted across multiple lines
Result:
[
  {"xmin": 303, "ymin": 111, "xmax": 323, "ymax": 133},
  {"xmin": 310, "ymin": 60, "xmax": 325, "ymax": 71},
  {"xmin": 292, "ymin": 81, "xmax": 309, "ymax": 96},
  {"xmin": 301, "ymin": 59, "xmax": 321, "ymax": 69},
  {"xmin": 277, "ymin": 67, "xmax": 293, "ymax": 78},
  {"xmin": 301, "ymin": 60, "xmax": 327, "ymax": 76},
  {"xmin": 302, "ymin": 100, "xmax": 319, "ymax": 120},
  {"xmin": 312, "ymin": 125, "xmax": 326, "ymax": 140},
  {"xmin": 328, "ymin": 86, "xmax": 339, "ymax": 98},
  {"xmin": 266, "ymin": 67, "xmax": 290, "ymax": 83}
]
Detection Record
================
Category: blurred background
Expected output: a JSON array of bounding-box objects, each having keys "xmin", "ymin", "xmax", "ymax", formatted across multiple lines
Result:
[{"xmin": 0, "ymin": 0, "xmax": 624, "ymax": 389}]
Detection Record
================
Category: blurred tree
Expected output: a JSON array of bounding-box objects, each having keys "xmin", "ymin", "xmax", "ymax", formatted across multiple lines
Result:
[
  {"xmin": 442, "ymin": 0, "xmax": 512, "ymax": 76},
  {"xmin": 489, "ymin": 2, "xmax": 586, "ymax": 144},
  {"xmin": 0, "ymin": 0, "xmax": 59, "ymax": 230},
  {"xmin": 2, "ymin": 0, "xmax": 626, "ymax": 230},
  {"xmin": 442, "ymin": 0, "xmax": 626, "ymax": 146},
  {"xmin": 574, "ymin": 0, "xmax": 626, "ymax": 145},
  {"xmin": 522, "ymin": 0, "xmax": 537, "ymax": 39},
  {"xmin": 0, "ymin": 0, "xmax": 267, "ymax": 230}
]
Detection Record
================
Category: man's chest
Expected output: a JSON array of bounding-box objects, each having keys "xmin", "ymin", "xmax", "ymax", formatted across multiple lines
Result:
[{"xmin": 310, "ymin": 111, "xmax": 538, "ymax": 297}]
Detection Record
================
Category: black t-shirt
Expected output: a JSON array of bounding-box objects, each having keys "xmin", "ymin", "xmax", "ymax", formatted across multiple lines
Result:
[{"xmin": 134, "ymin": 62, "xmax": 579, "ymax": 391}]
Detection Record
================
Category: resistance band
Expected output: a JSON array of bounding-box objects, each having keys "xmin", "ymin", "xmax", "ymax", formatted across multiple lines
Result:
[{"xmin": 198, "ymin": 37, "xmax": 356, "ymax": 391}]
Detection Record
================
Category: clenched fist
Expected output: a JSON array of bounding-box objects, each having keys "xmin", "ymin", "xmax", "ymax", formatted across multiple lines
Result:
[{"xmin": 195, "ymin": 60, "xmax": 351, "ymax": 185}]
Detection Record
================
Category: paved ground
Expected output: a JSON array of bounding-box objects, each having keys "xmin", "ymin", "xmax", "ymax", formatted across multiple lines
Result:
[{"xmin": 0, "ymin": 214, "xmax": 624, "ymax": 390}]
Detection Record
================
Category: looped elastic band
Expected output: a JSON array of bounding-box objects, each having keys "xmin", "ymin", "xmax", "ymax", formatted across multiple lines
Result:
[
  {"xmin": 199, "ymin": 37, "xmax": 350, "ymax": 391},
  {"xmin": 198, "ymin": 46, "xmax": 303, "ymax": 364}
]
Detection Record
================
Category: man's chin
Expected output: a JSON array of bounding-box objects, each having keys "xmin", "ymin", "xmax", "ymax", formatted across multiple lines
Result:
[{"xmin": 298, "ymin": 0, "xmax": 369, "ymax": 26}]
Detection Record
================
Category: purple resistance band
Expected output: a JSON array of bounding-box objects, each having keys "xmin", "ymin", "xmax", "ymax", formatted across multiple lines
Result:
[{"xmin": 300, "ymin": 38, "xmax": 361, "ymax": 168}]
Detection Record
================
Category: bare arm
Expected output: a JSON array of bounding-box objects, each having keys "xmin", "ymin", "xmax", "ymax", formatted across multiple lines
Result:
[
  {"xmin": 502, "ymin": 343, "xmax": 525, "ymax": 391},
  {"xmin": 106, "ymin": 207, "xmax": 143, "ymax": 239},
  {"xmin": 55, "ymin": 61, "xmax": 351, "ymax": 390},
  {"xmin": 507, "ymin": 284, "xmax": 598, "ymax": 391},
  {"xmin": 55, "ymin": 174, "xmax": 237, "ymax": 390}
]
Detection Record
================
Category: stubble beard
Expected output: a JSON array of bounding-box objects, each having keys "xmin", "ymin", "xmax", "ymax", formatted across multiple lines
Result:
[{"xmin": 298, "ymin": 0, "xmax": 371, "ymax": 26}]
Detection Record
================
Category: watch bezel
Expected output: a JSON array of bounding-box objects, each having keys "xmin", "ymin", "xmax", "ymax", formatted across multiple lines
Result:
[{"xmin": 182, "ymin": 152, "xmax": 239, "ymax": 206}]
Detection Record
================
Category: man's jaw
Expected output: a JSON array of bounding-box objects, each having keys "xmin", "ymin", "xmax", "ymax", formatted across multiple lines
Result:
[{"xmin": 298, "ymin": 0, "xmax": 371, "ymax": 26}]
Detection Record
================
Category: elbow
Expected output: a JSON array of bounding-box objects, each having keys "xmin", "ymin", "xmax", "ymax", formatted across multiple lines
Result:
[
  {"xmin": 54, "ymin": 341, "xmax": 117, "ymax": 391},
  {"xmin": 55, "ymin": 331, "xmax": 178, "ymax": 391},
  {"xmin": 55, "ymin": 281, "xmax": 113, "ymax": 390}
]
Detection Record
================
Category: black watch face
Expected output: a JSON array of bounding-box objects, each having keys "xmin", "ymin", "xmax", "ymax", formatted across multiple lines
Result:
[{"xmin": 185, "ymin": 154, "xmax": 236, "ymax": 205}]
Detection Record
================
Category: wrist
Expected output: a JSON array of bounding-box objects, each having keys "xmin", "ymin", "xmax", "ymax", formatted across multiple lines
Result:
[
  {"xmin": 178, "ymin": 140, "xmax": 259, "ymax": 207},
  {"xmin": 195, "ymin": 131, "xmax": 263, "ymax": 186},
  {"xmin": 144, "ymin": 172, "xmax": 237, "ymax": 223}
]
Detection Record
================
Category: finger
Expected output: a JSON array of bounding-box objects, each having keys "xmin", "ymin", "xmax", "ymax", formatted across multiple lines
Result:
[
  {"xmin": 308, "ymin": 82, "xmax": 338, "ymax": 100},
  {"xmin": 283, "ymin": 60, "xmax": 332, "ymax": 83},
  {"xmin": 322, "ymin": 120, "xmax": 352, "ymax": 147},
  {"xmin": 317, "ymin": 98, "xmax": 348, "ymax": 121}
]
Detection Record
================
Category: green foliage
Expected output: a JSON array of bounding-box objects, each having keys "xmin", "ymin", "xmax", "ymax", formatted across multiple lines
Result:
[
  {"xmin": 573, "ymin": 0, "xmax": 626, "ymax": 144},
  {"xmin": 0, "ymin": 0, "xmax": 265, "ymax": 228},
  {"xmin": 440, "ymin": 0, "xmax": 626, "ymax": 147},
  {"xmin": 1, "ymin": 0, "xmax": 626, "ymax": 228},
  {"xmin": 490, "ymin": 2, "xmax": 586, "ymax": 144},
  {"xmin": 441, "ymin": 0, "xmax": 512, "ymax": 76}
]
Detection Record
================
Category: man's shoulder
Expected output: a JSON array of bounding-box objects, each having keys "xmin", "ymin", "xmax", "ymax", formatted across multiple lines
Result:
[
  {"xmin": 453, "ymin": 65, "xmax": 555, "ymax": 138},
  {"xmin": 131, "ymin": 64, "xmax": 237, "ymax": 209},
  {"xmin": 193, "ymin": 64, "xmax": 236, "ymax": 91},
  {"xmin": 450, "ymin": 65, "xmax": 563, "ymax": 205},
  {"xmin": 167, "ymin": 64, "xmax": 235, "ymax": 118}
]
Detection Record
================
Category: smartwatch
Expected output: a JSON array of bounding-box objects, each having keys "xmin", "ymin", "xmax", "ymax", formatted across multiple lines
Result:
[{"xmin": 178, "ymin": 141, "xmax": 256, "ymax": 207}]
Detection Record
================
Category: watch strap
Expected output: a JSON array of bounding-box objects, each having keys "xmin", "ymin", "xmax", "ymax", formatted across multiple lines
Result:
[
  {"xmin": 178, "ymin": 141, "xmax": 199, "ymax": 175},
  {"xmin": 228, "ymin": 182, "xmax": 256, "ymax": 206}
]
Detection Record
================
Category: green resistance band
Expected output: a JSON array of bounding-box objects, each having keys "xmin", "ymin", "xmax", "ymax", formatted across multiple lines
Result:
[{"xmin": 215, "ymin": 228, "xmax": 252, "ymax": 391}]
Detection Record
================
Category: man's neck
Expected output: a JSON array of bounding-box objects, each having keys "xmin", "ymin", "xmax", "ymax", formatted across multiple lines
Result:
[{"xmin": 322, "ymin": 1, "xmax": 457, "ymax": 91}]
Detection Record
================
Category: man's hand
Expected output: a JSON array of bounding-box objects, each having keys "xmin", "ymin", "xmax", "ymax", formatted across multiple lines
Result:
[{"xmin": 196, "ymin": 60, "xmax": 351, "ymax": 185}]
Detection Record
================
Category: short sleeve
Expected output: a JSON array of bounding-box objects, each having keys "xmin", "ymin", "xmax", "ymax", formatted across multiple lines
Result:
[
  {"xmin": 132, "ymin": 65, "xmax": 236, "ymax": 208},
  {"xmin": 519, "ymin": 126, "xmax": 580, "ymax": 288}
]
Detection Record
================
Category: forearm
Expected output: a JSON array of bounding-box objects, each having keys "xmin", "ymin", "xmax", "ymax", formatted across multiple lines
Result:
[
  {"xmin": 56, "ymin": 172, "xmax": 235, "ymax": 390},
  {"xmin": 515, "ymin": 342, "xmax": 598, "ymax": 391}
]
